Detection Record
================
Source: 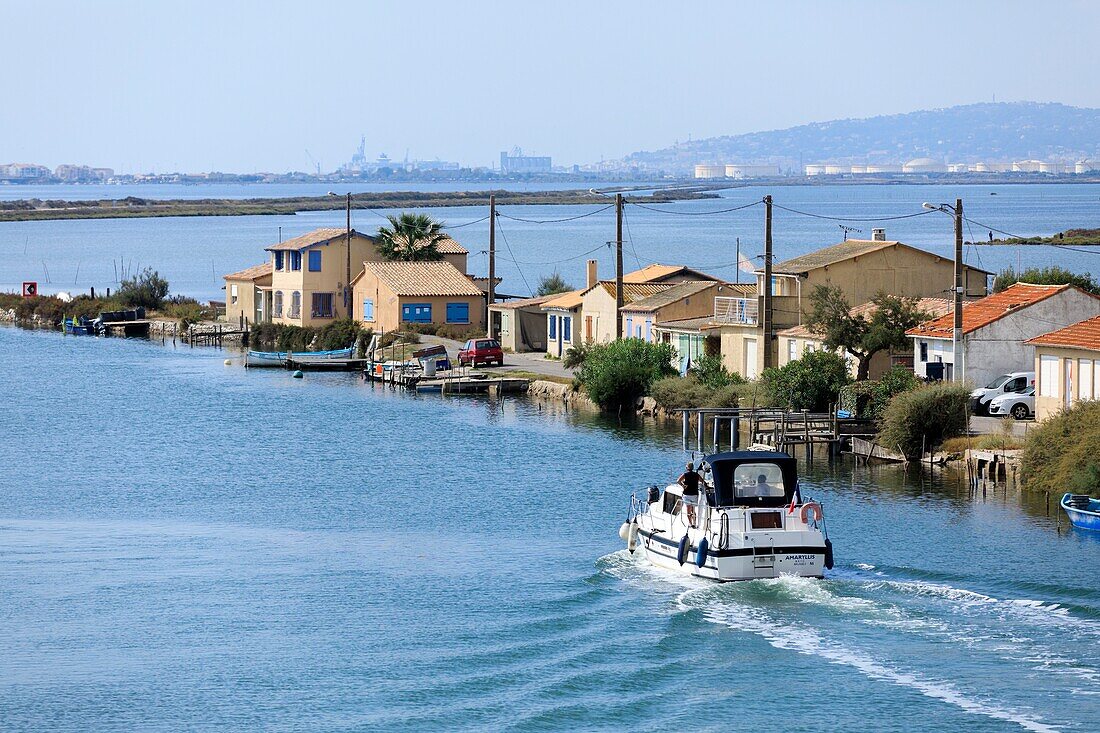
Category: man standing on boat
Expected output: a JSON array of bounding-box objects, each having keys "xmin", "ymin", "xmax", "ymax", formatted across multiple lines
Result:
[{"xmin": 678, "ymin": 462, "xmax": 702, "ymax": 526}]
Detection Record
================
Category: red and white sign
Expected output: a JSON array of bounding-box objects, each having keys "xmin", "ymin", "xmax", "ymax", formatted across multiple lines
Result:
[{"xmin": 22, "ymin": 281, "xmax": 38, "ymax": 297}]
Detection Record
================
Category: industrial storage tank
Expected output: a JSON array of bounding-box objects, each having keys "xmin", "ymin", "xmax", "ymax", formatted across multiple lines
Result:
[
  {"xmin": 865, "ymin": 164, "xmax": 901, "ymax": 173},
  {"xmin": 1012, "ymin": 160, "xmax": 1043, "ymax": 172},
  {"xmin": 902, "ymin": 157, "xmax": 946, "ymax": 173},
  {"xmin": 804, "ymin": 164, "xmax": 829, "ymax": 176},
  {"xmin": 724, "ymin": 163, "xmax": 778, "ymax": 179},
  {"xmin": 694, "ymin": 164, "xmax": 727, "ymax": 179},
  {"xmin": 849, "ymin": 165, "xmax": 868, "ymax": 174},
  {"xmin": 824, "ymin": 165, "xmax": 847, "ymax": 175},
  {"xmin": 1077, "ymin": 160, "xmax": 1100, "ymax": 174}
]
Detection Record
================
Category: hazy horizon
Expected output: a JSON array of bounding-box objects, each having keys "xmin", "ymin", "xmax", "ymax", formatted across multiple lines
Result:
[{"xmin": 5, "ymin": 0, "xmax": 1100, "ymax": 173}]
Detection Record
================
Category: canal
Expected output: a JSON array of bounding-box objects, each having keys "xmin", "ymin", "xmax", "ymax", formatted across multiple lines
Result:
[{"xmin": 1, "ymin": 326, "xmax": 1098, "ymax": 731}]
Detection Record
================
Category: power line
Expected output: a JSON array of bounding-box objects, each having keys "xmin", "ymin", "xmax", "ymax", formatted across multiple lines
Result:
[
  {"xmin": 963, "ymin": 216, "xmax": 1100, "ymax": 257},
  {"xmin": 769, "ymin": 203, "xmax": 938, "ymax": 222},
  {"xmin": 446, "ymin": 215, "xmax": 491, "ymax": 229},
  {"xmin": 506, "ymin": 242, "xmax": 611, "ymax": 266},
  {"xmin": 493, "ymin": 219, "xmax": 532, "ymax": 295},
  {"xmin": 496, "ymin": 204, "xmax": 614, "ymax": 224},
  {"xmin": 620, "ymin": 206, "xmax": 643, "ymax": 269},
  {"xmin": 629, "ymin": 199, "xmax": 762, "ymax": 216}
]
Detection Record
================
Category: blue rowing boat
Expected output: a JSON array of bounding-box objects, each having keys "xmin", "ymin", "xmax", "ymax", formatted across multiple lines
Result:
[
  {"xmin": 245, "ymin": 345, "xmax": 354, "ymax": 368},
  {"xmin": 1061, "ymin": 493, "xmax": 1100, "ymax": 531}
]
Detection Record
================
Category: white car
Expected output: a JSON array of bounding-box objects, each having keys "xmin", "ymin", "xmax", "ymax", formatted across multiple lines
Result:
[
  {"xmin": 970, "ymin": 372, "xmax": 1034, "ymax": 415},
  {"xmin": 987, "ymin": 386, "xmax": 1035, "ymax": 419}
]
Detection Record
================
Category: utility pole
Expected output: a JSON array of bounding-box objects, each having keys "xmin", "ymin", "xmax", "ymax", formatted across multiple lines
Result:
[
  {"xmin": 615, "ymin": 193, "xmax": 624, "ymax": 340},
  {"xmin": 735, "ymin": 237, "xmax": 740, "ymax": 285},
  {"xmin": 345, "ymin": 193, "xmax": 352, "ymax": 318},
  {"xmin": 488, "ymin": 194, "xmax": 496, "ymax": 337},
  {"xmin": 953, "ymin": 197, "xmax": 964, "ymax": 383},
  {"xmin": 762, "ymin": 195, "xmax": 774, "ymax": 370}
]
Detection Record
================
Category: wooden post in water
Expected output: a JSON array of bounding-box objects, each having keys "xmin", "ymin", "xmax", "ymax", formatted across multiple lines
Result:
[
  {"xmin": 682, "ymin": 411, "xmax": 689, "ymax": 451},
  {"xmin": 712, "ymin": 414, "xmax": 720, "ymax": 453},
  {"xmin": 696, "ymin": 411, "xmax": 705, "ymax": 453}
]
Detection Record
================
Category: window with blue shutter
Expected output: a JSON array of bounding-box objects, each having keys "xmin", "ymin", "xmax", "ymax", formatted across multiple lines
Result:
[
  {"xmin": 446, "ymin": 302, "xmax": 470, "ymax": 324},
  {"xmin": 274, "ymin": 252, "xmax": 284, "ymax": 271},
  {"xmin": 563, "ymin": 316, "xmax": 571, "ymax": 341},
  {"xmin": 549, "ymin": 315, "xmax": 557, "ymax": 339},
  {"xmin": 402, "ymin": 303, "xmax": 432, "ymax": 323},
  {"xmin": 308, "ymin": 250, "xmax": 322, "ymax": 272},
  {"xmin": 290, "ymin": 251, "xmax": 302, "ymax": 271},
  {"xmin": 363, "ymin": 298, "xmax": 374, "ymax": 322}
]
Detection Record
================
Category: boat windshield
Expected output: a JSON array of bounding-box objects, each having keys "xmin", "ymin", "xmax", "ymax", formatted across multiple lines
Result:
[{"xmin": 732, "ymin": 463, "xmax": 786, "ymax": 499}]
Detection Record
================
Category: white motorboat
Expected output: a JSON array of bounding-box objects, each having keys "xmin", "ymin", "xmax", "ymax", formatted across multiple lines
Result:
[{"xmin": 619, "ymin": 450, "xmax": 833, "ymax": 581}]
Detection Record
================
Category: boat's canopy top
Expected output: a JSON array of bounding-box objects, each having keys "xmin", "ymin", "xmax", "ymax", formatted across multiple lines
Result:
[{"xmin": 702, "ymin": 451, "xmax": 798, "ymax": 508}]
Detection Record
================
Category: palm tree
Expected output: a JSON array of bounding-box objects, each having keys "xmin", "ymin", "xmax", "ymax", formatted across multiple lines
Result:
[{"xmin": 376, "ymin": 213, "xmax": 448, "ymax": 261}]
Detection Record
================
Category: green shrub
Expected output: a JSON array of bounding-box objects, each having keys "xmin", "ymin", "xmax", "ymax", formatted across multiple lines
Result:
[
  {"xmin": 651, "ymin": 375, "xmax": 741, "ymax": 410},
  {"xmin": 761, "ymin": 350, "xmax": 851, "ymax": 411},
  {"xmin": 576, "ymin": 338, "xmax": 677, "ymax": 409},
  {"xmin": 838, "ymin": 367, "xmax": 922, "ymax": 421},
  {"xmin": 878, "ymin": 383, "xmax": 971, "ymax": 458},
  {"xmin": 994, "ymin": 266, "xmax": 1099, "ymax": 294},
  {"xmin": 248, "ymin": 318, "xmax": 364, "ymax": 352},
  {"xmin": 689, "ymin": 353, "xmax": 745, "ymax": 388},
  {"xmin": 0, "ymin": 293, "xmax": 123, "ymax": 325},
  {"xmin": 563, "ymin": 341, "xmax": 592, "ymax": 369},
  {"xmin": 1022, "ymin": 401, "xmax": 1100, "ymax": 493},
  {"xmin": 116, "ymin": 267, "xmax": 169, "ymax": 309},
  {"xmin": 402, "ymin": 322, "xmax": 483, "ymax": 342}
]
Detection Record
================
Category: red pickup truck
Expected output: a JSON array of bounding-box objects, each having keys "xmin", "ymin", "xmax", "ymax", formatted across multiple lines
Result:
[{"xmin": 458, "ymin": 338, "xmax": 504, "ymax": 367}]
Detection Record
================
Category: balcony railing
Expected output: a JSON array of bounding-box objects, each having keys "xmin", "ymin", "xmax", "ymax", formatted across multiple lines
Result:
[{"xmin": 714, "ymin": 296, "xmax": 759, "ymax": 325}]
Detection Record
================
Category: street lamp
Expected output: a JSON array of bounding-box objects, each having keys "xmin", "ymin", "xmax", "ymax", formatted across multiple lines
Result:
[
  {"xmin": 328, "ymin": 191, "xmax": 352, "ymax": 318},
  {"xmin": 923, "ymin": 200, "xmax": 965, "ymax": 383}
]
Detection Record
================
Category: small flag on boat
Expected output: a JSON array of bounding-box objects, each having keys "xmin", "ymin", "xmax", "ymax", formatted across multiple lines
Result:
[{"xmin": 788, "ymin": 489, "xmax": 800, "ymax": 514}]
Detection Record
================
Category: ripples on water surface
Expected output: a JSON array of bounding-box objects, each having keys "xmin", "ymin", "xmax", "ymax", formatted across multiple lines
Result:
[{"xmin": 1, "ymin": 327, "xmax": 1099, "ymax": 731}]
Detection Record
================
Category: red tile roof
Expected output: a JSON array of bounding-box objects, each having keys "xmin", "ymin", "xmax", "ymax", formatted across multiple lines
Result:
[
  {"xmin": 1026, "ymin": 315, "xmax": 1100, "ymax": 351},
  {"xmin": 906, "ymin": 283, "xmax": 1089, "ymax": 338},
  {"xmin": 361, "ymin": 261, "xmax": 483, "ymax": 297}
]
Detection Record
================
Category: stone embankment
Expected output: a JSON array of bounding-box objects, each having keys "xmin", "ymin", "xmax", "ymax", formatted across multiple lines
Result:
[{"xmin": 526, "ymin": 379, "xmax": 597, "ymax": 410}]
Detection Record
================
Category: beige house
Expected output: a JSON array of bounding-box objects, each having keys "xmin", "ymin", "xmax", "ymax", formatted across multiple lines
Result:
[
  {"xmin": 541, "ymin": 289, "xmax": 584, "ymax": 358},
  {"xmin": 709, "ymin": 235, "xmax": 991, "ymax": 380},
  {"xmin": 580, "ymin": 281, "xmax": 673, "ymax": 344},
  {"xmin": 223, "ymin": 262, "xmax": 273, "ymax": 326},
  {"xmin": 351, "ymin": 260, "xmax": 485, "ymax": 334},
  {"xmin": 777, "ymin": 297, "xmax": 952, "ymax": 379},
  {"xmin": 263, "ymin": 227, "xmax": 470, "ymax": 326},
  {"xmin": 1026, "ymin": 315, "xmax": 1100, "ymax": 421},
  {"xmin": 620, "ymin": 281, "xmax": 727, "ymax": 342},
  {"xmin": 623, "ymin": 263, "xmax": 721, "ymax": 285},
  {"xmin": 489, "ymin": 295, "xmax": 554, "ymax": 352}
]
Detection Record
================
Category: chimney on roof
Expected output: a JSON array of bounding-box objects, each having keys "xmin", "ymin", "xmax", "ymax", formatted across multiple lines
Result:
[
  {"xmin": 872, "ymin": 228, "xmax": 886, "ymax": 241},
  {"xmin": 586, "ymin": 259, "xmax": 598, "ymax": 288}
]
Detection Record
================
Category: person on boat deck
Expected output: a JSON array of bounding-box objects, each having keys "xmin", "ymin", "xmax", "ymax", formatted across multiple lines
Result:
[
  {"xmin": 748, "ymin": 473, "xmax": 773, "ymax": 497},
  {"xmin": 678, "ymin": 462, "xmax": 702, "ymax": 524}
]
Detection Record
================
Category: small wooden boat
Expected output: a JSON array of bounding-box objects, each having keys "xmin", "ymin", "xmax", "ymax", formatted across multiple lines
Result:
[
  {"xmin": 1061, "ymin": 494, "xmax": 1100, "ymax": 531},
  {"xmin": 63, "ymin": 316, "xmax": 96, "ymax": 335},
  {"xmin": 245, "ymin": 346, "xmax": 354, "ymax": 368}
]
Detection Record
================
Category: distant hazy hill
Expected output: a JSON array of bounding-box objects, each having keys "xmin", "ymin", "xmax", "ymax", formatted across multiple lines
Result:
[{"xmin": 621, "ymin": 102, "xmax": 1100, "ymax": 173}]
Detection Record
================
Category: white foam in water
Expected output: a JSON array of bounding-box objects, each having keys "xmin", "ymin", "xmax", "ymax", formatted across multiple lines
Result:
[{"xmin": 689, "ymin": 599, "xmax": 1060, "ymax": 733}]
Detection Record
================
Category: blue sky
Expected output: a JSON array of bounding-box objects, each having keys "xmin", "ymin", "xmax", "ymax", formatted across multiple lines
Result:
[{"xmin": 4, "ymin": 0, "xmax": 1098, "ymax": 173}]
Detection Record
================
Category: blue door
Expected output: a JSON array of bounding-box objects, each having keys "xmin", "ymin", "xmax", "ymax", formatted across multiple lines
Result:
[{"xmin": 402, "ymin": 303, "xmax": 432, "ymax": 323}]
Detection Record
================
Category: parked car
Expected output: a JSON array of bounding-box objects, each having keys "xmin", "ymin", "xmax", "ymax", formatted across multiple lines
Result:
[
  {"xmin": 987, "ymin": 386, "xmax": 1035, "ymax": 419},
  {"xmin": 970, "ymin": 371, "xmax": 1034, "ymax": 415},
  {"xmin": 458, "ymin": 338, "xmax": 504, "ymax": 367}
]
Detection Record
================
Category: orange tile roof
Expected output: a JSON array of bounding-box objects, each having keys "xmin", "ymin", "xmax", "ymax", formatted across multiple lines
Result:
[
  {"xmin": 490, "ymin": 294, "xmax": 556, "ymax": 310},
  {"xmin": 265, "ymin": 228, "xmax": 370, "ymax": 251},
  {"xmin": 620, "ymin": 280, "xmax": 718, "ymax": 313},
  {"xmin": 362, "ymin": 260, "xmax": 483, "ymax": 297},
  {"xmin": 436, "ymin": 237, "xmax": 468, "ymax": 254},
  {"xmin": 622, "ymin": 263, "xmax": 718, "ymax": 283},
  {"xmin": 1026, "ymin": 315, "xmax": 1100, "ymax": 351},
  {"xmin": 223, "ymin": 261, "xmax": 273, "ymax": 281},
  {"xmin": 541, "ymin": 289, "xmax": 586, "ymax": 310},
  {"xmin": 907, "ymin": 283, "xmax": 1088, "ymax": 338},
  {"xmin": 781, "ymin": 297, "xmax": 952, "ymax": 338},
  {"xmin": 770, "ymin": 239, "xmax": 994, "ymax": 276},
  {"xmin": 595, "ymin": 281, "xmax": 674, "ymax": 303}
]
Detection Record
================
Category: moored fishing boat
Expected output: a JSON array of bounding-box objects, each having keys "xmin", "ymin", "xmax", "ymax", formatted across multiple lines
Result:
[
  {"xmin": 245, "ymin": 345, "xmax": 354, "ymax": 368},
  {"xmin": 619, "ymin": 450, "xmax": 833, "ymax": 581},
  {"xmin": 1061, "ymin": 493, "xmax": 1100, "ymax": 531},
  {"xmin": 63, "ymin": 316, "xmax": 96, "ymax": 335}
]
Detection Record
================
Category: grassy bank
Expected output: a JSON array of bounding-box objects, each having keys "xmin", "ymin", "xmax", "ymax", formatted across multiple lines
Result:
[{"xmin": 0, "ymin": 188, "xmax": 718, "ymax": 223}]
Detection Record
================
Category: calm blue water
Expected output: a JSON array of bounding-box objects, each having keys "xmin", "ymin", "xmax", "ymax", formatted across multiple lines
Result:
[
  {"xmin": 1, "ymin": 183, "xmax": 1096, "ymax": 301},
  {"xmin": 1, "ymin": 326, "xmax": 1099, "ymax": 731}
]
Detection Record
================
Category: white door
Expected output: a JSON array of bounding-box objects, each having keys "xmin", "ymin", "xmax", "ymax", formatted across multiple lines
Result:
[{"xmin": 744, "ymin": 338, "xmax": 758, "ymax": 380}]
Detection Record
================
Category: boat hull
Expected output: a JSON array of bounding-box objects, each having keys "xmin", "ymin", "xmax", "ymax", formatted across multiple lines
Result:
[
  {"xmin": 1061, "ymin": 494, "xmax": 1100, "ymax": 531},
  {"xmin": 636, "ymin": 527, "xmax": 825, "ymax": 581}
]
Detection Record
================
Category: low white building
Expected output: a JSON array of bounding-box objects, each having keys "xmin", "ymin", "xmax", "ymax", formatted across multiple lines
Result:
[{"xmin": 906, "ymin": 283, "xmax": 1100, "ymax": 385}]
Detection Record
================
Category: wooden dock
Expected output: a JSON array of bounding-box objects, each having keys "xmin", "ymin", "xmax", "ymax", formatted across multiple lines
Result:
[
  {"xmin": 286, "ymin": 357, "xmax": 370, "ymax": 371},
  {"xmin": 364, "ymin": 362, "xmax": 529, "ymax": 394},
  {"xmin": 676, "ymin": 407, "xmax": 876, "ymax": 458},
  {"xmin": 100, "ymin": 319, "xmax": 151, "ymax": 337}
]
